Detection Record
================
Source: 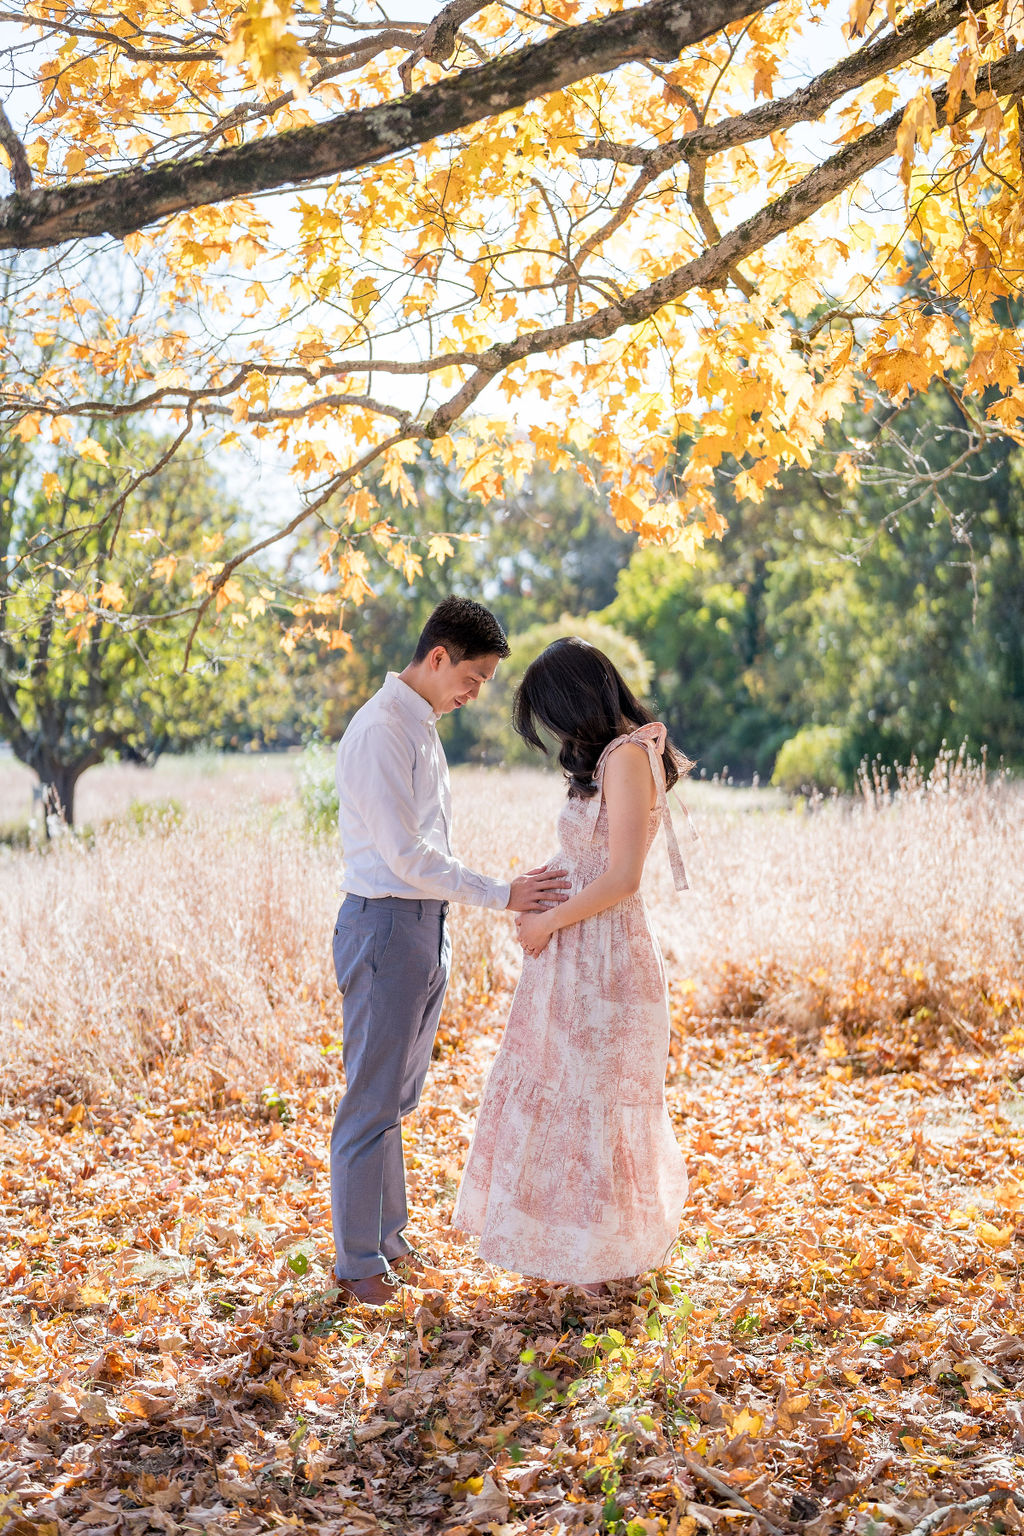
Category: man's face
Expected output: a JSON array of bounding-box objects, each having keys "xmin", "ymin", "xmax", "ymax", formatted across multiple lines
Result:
[{"xmin": 425, "ymin": 647, "xmax": 500, "ymax": 715}]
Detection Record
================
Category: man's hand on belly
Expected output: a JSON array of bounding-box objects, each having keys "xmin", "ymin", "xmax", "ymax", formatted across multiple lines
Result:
[{"xmin": 507, "ymin": 864, "xmax": 571, "ymax": 912}]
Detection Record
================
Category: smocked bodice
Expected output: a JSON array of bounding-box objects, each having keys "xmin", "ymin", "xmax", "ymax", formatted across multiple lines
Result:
[{"xmin": 557, "ymin": 795, "xmax": 661, "ymax": 889}]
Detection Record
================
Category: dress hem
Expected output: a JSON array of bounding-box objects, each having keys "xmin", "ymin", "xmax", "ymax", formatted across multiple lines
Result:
[{"xmin": 453, "ymin": 1215, "xmax": 682, "ymax": 1286}]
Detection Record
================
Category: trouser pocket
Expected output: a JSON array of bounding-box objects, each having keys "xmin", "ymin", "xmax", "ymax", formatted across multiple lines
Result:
[{"xmin": 333, "ymin": 908, "xmax": 393, "ymax": 993}]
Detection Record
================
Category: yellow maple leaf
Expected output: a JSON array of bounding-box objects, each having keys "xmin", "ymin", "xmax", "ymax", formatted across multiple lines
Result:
[
  {"xmin": 846, "ymin": 0, "xmax": 876, "ymax": 38},
  {"xmin": 77, "ymin": 436, "xmax": 110, "ymax": 465},
  {"xmin": 427, "ymin": 534, "xmax": 454, "ymax": 565},
  {"xmin": 151, "ymin": 555, "xmax": 178, "ymax": 584},
  {"xmin": 12, "ymin": 414, "xmax": 40, "ymax": 443},
  {"xmin": 57, "ymin": 588, "xmax": 88, "ymax": 617},
  {"xmin": 215, "ymin": 577, "xmax": 244, "ymax": 611},
  {"xmin": 703, "ymin": 505, "xmax": 729, "ymax": 540},
  {"xmin": 897, "ymin": 90, "xmax": 938, "ymax": 190},
  {"xmin": 97, "ymin": 581, "xmax": 126, "ymax": 611},
  {"xmin": 869, "ymin": 347, "xmax": 935, "ymax": 400},
  {"xmin": 223, "ymin": 0, "xmax": 308, "ymax": 90},
  {"xmin": 68, "ymin": 618, "xmax": 95, "ymax": 651},
  {"xmin": 351, "ymin": 278, "xmax": 380, "ymax": 319}
]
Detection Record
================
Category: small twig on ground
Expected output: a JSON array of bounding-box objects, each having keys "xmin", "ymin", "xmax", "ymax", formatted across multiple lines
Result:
[
  {"xmin": 939, "ymin": 1005, "xmax": 995, "ymax": 1056},
  {"xmin": 683, "ymin": 1454, "xmax": 787, "ymax": 1535},
  {"xmin": 906, "ymin": 1489, "xmax": 1024, "ymax": 1536}
]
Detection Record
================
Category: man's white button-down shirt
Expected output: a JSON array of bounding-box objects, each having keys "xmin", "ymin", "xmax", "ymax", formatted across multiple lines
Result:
[{"xmin": 335, "ymin": 672, "xmax": 511, "ymax": 910}]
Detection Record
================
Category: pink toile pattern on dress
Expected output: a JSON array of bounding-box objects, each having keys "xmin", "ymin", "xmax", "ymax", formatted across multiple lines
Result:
[{"xmin": 453, "ymin": 723, "xmax": 691, "ymax": 1285}]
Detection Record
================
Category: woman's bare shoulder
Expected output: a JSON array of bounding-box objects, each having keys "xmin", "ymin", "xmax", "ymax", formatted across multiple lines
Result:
[
  {"xmin": 602, "ymin": 740, "xmax": 657, "ymax": 804},
  {"xmin": 603, "ymin": 738, "xmax": 650, "ymax": 770}
]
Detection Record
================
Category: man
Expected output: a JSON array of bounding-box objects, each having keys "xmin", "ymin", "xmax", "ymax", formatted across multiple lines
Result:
[{"xmin": 330, "ymin": 596, "xmax": 569, "ymax": 1305}]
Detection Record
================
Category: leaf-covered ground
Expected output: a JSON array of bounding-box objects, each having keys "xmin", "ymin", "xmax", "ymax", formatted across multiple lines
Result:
[{"xmin": 2, "ymin": 981, "xmax": 1022, "ymax": 1536}]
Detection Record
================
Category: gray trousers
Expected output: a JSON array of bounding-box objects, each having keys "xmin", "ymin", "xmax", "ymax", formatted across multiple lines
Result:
[{"xmin": 330, "ymin": 894, "xmax": 452, "ymax": 1280}]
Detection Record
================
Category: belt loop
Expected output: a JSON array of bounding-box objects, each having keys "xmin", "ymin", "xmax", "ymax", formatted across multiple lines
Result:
[
  {"xmin": 360, "ymin": 896, "xmax": 368, "ymax": 912},
  {"xmin": 416, "ymin": 899, "xmax": 423, "ymax": 921}
]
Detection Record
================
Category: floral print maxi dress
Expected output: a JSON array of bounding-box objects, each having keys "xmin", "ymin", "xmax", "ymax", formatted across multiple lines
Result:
[{"xmin": 454, "ymin": 723, "xmax": 691, "ymax": 1285}]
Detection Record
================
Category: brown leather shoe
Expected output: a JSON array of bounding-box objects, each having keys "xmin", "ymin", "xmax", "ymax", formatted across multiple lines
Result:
[{"xmin": 333, "ymin": 1271, "xmax": 403, "ymax": 1307}]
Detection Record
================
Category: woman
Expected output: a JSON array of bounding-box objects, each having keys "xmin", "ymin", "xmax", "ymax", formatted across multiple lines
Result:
[{"xmin": 453, "ymin": 636, "xmax": 692, "ymax": 1293}]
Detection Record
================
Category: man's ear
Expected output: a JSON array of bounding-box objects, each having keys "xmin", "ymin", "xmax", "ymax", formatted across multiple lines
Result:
[{"xmin": 428, "ymin": 645, "xmax": 449, "ymax": 672}]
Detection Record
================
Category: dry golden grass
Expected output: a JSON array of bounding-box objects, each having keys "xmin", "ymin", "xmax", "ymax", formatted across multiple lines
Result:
[{"xmin": 1, "ymin": 754, "xmax": 1021, "ymax": 1095}]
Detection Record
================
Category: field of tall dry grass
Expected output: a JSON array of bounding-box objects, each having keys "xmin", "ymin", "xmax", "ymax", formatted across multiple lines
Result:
[{"xmin": 1, "ymin": 750, "xmax": 1021, "ymax": 1095}]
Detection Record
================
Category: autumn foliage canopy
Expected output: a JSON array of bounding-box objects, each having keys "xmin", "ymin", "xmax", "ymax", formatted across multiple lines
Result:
[{"xmin": 2, "ymin": 0, "xmax": 1024, "ymax": 646}]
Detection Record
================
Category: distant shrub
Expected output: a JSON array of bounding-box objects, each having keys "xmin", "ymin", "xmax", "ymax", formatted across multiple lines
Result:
[
  {"xmin": 298, "ymin": 743, "xmax": 337, "ymax": 838},
  {"xmin": 771, "ymin": 726, "xmax": 849, "ymax": 794},
  {"xmin": 123, "ymin": 798, "xmax": 185, "ymax": 833},
  {"xmin": 0, "ymin": 821, "xmax": 34, "ymax": 850}
]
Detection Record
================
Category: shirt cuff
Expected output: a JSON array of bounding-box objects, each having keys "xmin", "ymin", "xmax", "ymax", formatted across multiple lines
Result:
[{"xmin": 487, "ymin": 880, "xmax": 511, "ymax": 911}]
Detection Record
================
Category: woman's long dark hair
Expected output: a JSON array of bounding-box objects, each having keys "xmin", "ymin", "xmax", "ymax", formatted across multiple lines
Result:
[{"xmin": 512, "ymin": 636, "xmax": 687, "ymax": 797}]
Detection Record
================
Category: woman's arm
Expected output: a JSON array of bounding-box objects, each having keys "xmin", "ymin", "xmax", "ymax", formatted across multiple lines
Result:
[{"xmin": 516, "ymin": 743, "xmax": 656, "ymax": 953}]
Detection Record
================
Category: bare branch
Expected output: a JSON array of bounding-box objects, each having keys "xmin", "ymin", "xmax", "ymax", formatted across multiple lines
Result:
[
  {"xmin": 685, "ymin": 154, "xmax": 756, "ymax": 297},
  {"xmin": 399, "ymin": 0, "xmax": 491, "ymax": 90},
  {"xmin": 2, "ymin": 359, "xmax": 482, "ymax": 425},
  {"xmin": 683, "ymin": 1456, "xmax": 785, "ymax": 1536},
  {"xmin": 199, "ymin": 391, "xmax": 414, "ymax": 425},
  {"xmin": 907, "ymin": 1490, "xmax": 1024, "ymax": 1536},
  {"xmin": 0, "ymin": 10, "xmax": 423, "ymax": 65}
]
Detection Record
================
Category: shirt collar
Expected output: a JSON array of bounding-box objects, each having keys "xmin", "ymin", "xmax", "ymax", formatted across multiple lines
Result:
[{"xmin": 383, "ymin": 671, "xmax": 439, "ymax": 728}]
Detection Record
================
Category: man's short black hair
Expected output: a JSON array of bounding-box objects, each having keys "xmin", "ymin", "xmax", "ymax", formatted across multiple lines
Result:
[{"xmin": 413, "ymin": 596, "xmax": 510, "ymax": 664}]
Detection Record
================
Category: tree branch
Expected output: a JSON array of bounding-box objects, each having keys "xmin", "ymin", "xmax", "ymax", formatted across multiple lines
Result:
[
  {"xmin": 181, "ymin": 429, "xmax": 412, "ymax": 667},
  {"xmin": 423, "ymin": 48, "xmax": 1024, "ymax": 435},
  {"xmin": 0, "ymin": 11, "xmax": 424, "ymax": 65},
  {"xmin": 0, "ymin": 102, "xmax": 32, "ymax": 195},
  {"xmin": 399, "ymin": 0, "xmax": 490, "ymax": 90},
  {"xmin": 0, "ymin": 0, "xmax": 772, "ymax": 250},
  {"xmin": 578, "ymin": 0, "xmax": 984, "ymax": 169},
  {"xmin": 683, "ymin": 1455, "xmax": 785, "ymax": 1536},
  {"xmin": 685, "ymin": 153, "xmax": 756, "ymax": 296}
]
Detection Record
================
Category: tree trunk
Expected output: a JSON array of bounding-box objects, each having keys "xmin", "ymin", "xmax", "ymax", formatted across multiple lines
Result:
[{"xmin": 37, "ymin": 762, "xmax": 84, "ymax": 832}]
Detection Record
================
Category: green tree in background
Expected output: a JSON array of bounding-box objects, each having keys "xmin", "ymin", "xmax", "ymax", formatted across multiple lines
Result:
[
  {"xmin": 603, "ymin": 385, "xmax": 1024, "ymax": 782},
  {"xmin": 0, "ymin": 425, "xmax": 320, "ymax": 826},
  {"xmin": 761, "ymin": 388, "xmax": 1024, "ymax": 780},
  {"xmin": 602, "ymin": 543, "xmax": 786, "ymax": 777}
]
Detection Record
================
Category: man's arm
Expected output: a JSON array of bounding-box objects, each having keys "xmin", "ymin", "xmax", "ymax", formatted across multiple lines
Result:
[
  {"xmin": 343, "ymin": 723, "xmax": 569, "ymax": 911},
  {"xmin": 343, "ymin": 723, "xmax": 508, "ymax": 908}
]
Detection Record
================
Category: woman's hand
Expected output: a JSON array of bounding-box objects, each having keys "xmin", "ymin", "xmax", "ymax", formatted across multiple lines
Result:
[{"xmin": 515, "ymin": 909, "xmax": 554, "ymax": 958}]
